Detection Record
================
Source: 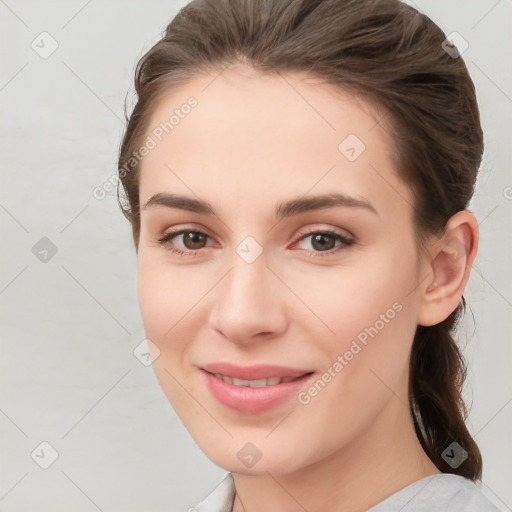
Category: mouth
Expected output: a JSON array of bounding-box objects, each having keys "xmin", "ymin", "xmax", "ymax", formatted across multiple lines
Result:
[
  {"xmin": 199, "ymin": 363, "xmax": 316, "ymax": 414},
  {"xmin": 200, "ymin": 362, "xmax": 313, "ymax": 380},
  {"xmin": 205, "ymin": 372, "xmax": 308, "ymax": 387}
]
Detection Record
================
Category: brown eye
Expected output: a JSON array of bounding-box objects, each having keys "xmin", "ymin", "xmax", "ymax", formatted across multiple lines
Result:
[
  {"xmin": 309, "ymin": 233, "xmax": 338, "ymax": 251},
  {"xmin": 294, "ymin": 229, "xmax": 354, "ymax": 257},
  {"xmin": 181, "ymin": 231, "xmax": 208, "ymax": 250},
  {"xmin": 157, "ymin": 229, "xmax": 211, "ymax": 254}
]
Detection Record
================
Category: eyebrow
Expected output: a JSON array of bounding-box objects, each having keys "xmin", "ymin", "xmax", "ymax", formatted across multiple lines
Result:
[{"xmin": 142, "ymin": 192, "xmax": 378, "ymax": 218}]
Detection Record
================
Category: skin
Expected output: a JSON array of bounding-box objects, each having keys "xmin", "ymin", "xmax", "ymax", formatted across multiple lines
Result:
[{"xmin": 135, "ymin": 63, "xmax": 478, "ymax": 512}]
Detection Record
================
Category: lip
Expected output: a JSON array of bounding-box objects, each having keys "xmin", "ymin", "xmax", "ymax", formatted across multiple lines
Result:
[
  {"xmin": 200, "ymin": 364, "xmax": 315, "ymax": 414},
  {"xmin": 201, "ymin": 362, "xmax": 312, "ymax": 380}
]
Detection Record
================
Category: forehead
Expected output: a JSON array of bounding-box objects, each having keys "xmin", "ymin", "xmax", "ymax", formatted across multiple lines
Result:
[{"xmin": 138, "ymin": 64, "xmax": 412, "ymax": 221}]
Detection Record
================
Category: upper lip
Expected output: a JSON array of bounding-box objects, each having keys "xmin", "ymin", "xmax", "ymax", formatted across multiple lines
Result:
[{"xmin": 201, "ymin": 362, "xmax": 313, "ymax": 380}]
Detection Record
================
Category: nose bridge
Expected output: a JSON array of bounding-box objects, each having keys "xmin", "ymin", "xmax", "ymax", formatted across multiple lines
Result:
[
  {"xmin": 209, "ymin": 241, "xmax": 287, "ymax": 341},
  {"xmin": 223, "ymin": 246, "xmax": 273, "ymax": 310},
  {"xmin": 220, "ymin": 223, "xmax": 272, "ymax": 301}
]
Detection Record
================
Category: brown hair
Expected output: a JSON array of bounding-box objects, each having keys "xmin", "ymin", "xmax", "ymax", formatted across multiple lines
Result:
[{"xmin": 117, "ymin": 0, "xmax": 484, "ymax": 480}]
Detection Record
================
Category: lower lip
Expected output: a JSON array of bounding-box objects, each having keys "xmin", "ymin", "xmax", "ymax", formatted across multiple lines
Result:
[{"xmin": 201, "ymin": 369, "xmax": 315, "ymax": 414}]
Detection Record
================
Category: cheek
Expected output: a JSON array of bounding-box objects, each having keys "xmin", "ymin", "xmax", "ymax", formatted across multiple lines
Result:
[
  {"xmin": 136, "ymin": 255, "xmax": 196, "ymax": 409},
  {"xmin": 300, "ymin": 245, "xmax": 418, "ymax": 389},
  {"xmin": 300, "ymin": 253, "xmax": 414, "ymax": 338},
  {"xmin": 137, "ymin": 252, "xmax": 201, "ymax": 341},
  {"xmin": 291, "ymin": 267, "xmax": 417, "ymax": 449},
  {"xmin": 136, "ymin": 251, "xmax": 213, "ymax": 396},
  {"xmin": 137, "ymin": 256, "xmax": 197, "ymax": 412}
]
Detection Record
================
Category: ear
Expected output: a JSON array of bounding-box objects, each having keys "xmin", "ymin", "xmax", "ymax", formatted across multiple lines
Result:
[{"xmin": 416, "ymin": 210, "xmax": 479, "ymax": 327}]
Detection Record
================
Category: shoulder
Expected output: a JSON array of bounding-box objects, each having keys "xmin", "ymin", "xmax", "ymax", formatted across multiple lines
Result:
[
  {"xmin": 191, "ymin": 473, "xmax": 235, "ymax": 512},
  {"xmin": 190, "ymin": 472, "xmax": 502, "ymax": 512},
  {"xmin": 369, "ymin": 473, "xmax": 502, "ymax": 512}
]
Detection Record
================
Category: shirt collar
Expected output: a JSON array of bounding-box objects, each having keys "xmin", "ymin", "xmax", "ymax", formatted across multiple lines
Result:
[{"xmin": 194, "ymin": 473, "xmax": 235, "ymax": 512}]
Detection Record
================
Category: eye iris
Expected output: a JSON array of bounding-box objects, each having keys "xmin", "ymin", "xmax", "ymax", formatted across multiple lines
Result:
[
  {"xmin": 184, "ymin": 232, "xmax": 206, "ymax": 250},
  {"xmin": 311, "ymin": 233, "xmax": 336, "ymax": 251}
]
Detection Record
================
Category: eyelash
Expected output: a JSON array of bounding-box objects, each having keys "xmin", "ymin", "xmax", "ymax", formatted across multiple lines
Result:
[{"xmin": 156, "ymin": 227, "xmax": 354, "ymax": 258}]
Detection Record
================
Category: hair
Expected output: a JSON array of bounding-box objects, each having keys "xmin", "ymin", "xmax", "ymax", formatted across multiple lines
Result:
[{"xmin": 117, "ymin": 0, "xmax": 484, "ymax": 480}]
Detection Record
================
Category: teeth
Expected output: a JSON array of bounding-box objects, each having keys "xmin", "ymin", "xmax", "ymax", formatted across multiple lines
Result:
[
  {"xmin": 213, "ymin": 373, "xmax": 300, "ymax": 387},
  {"xmin": 248, "ymin": 379, "xmax": 268, "ymax": 387},
  {"xmin": 232, "ymin": 377, "xmax": 250, "ymax": 386}
]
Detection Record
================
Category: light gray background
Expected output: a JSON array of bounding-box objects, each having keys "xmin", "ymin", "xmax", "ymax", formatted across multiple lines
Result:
[{"xmin": 0, "ymin": 1, "xmax": 510, "ymax": 511}]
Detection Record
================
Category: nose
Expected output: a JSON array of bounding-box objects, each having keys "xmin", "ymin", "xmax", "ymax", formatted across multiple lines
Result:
[{"xmin": 208, "ymin": 254, "xmax": 288, "ymax": 345}]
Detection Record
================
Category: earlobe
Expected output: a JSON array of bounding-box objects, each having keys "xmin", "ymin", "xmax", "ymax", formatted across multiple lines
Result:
[{"xmin": 417, "ymin": 211, "xmax": 479, "ymax": 327}]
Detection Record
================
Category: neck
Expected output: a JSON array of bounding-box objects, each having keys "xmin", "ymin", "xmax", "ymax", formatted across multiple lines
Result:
[{"xmin": 231, "ymin": 397, "xmax": 440, "ymax": 512}]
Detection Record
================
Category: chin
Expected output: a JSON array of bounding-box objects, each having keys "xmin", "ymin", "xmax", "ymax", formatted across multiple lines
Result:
[{"xmin": 197, "ymin": 439, "xmax": 306, "ymax": 477}]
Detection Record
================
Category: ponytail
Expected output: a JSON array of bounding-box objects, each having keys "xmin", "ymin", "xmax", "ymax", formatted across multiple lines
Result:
[{"xmin": 409, "ymin": 297, "xmax": 482, "ymax": 480}]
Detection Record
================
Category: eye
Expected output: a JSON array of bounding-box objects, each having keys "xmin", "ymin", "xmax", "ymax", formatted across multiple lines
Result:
[
  {"xmin": 156, "ymin": 227, "xmax": 354, "ymax": 257},
  {"xmin": 156, "ymin": 229, "xmax": 212, "ymax": 255},
  {"xmin": 293, "ymin": 229, "xmax": 354, "ymax": 257}
]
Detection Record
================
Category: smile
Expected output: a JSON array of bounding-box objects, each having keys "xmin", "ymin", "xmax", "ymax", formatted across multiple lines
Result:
[
  {"xmin": 200, "ymin": 365, "xmax": 316, "ymax": 414},
  {"xmin": 210, "ymin": 373, "xmax": 301, "ymax": 387}
]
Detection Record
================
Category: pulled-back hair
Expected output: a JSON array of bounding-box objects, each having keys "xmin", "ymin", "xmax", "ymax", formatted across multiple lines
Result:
[{"xmin": 118, "ymin": 0, "xmax": 484, "ymax": 480}]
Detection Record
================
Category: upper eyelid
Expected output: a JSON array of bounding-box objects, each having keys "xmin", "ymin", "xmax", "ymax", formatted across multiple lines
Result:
[
  {"xmin": 161, "ymin": 223, "xmax": 352, "ymax": 237},
  {"xmin": 295, "ymin": 225, "xmax": 353, "ymax": 240}
]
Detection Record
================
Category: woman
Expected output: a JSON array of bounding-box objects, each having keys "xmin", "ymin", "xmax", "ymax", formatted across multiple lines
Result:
[{"xmin": 117, "ymin": 0, "xmax": 502, "ymax": 510}]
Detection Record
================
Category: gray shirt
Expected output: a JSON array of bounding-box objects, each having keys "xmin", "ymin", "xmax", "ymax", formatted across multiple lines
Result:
[{"xmin": 192, "ymin": 472, "xmax": 502, "ymax": 511}]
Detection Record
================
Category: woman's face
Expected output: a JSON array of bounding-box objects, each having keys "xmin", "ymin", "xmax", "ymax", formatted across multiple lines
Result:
[{"xmin": 136, "ymin": 64, "xmax": 426, "ymax": 475}]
